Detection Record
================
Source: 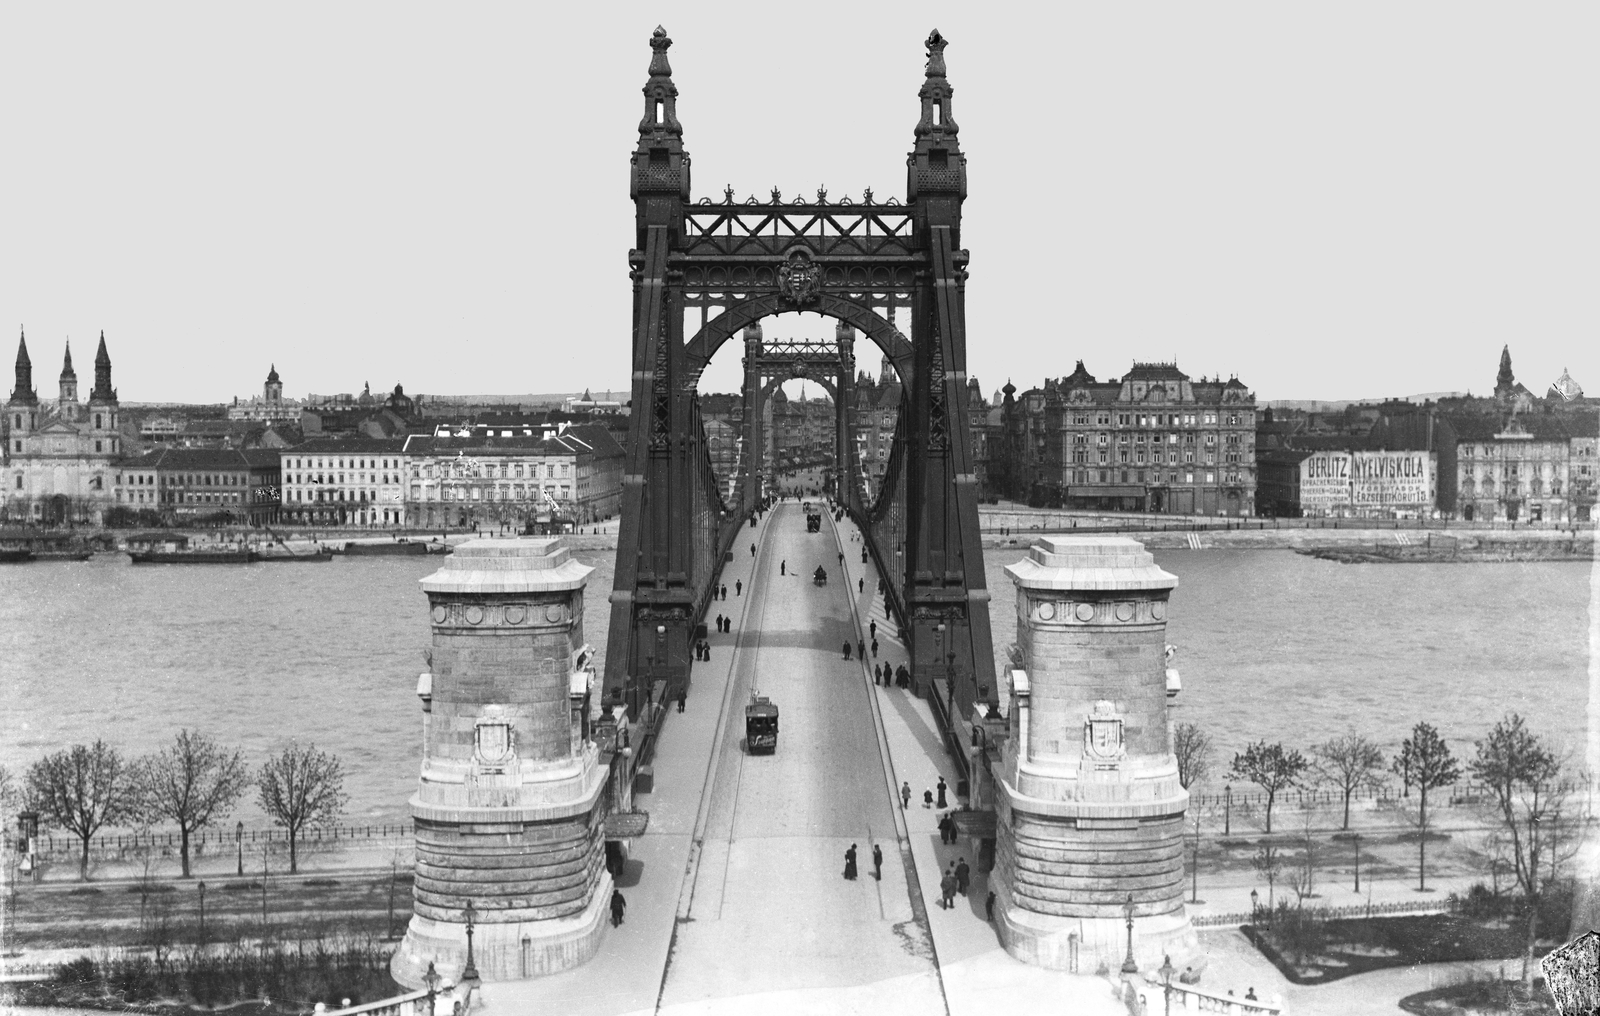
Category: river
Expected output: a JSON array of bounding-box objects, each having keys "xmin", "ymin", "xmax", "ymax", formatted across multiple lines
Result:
[{"xmin": 0, "ymin": 547, "xmax": 1589, "ymax": 828}]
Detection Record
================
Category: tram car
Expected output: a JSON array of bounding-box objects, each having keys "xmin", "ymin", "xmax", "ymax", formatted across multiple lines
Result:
[{"xmin": 745, "ymin": 695, "xmax": 779, "ymax": 754}]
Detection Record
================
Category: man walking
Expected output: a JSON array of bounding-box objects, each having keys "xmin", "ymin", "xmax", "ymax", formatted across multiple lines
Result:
[
  {"xmin": 780, "ymin": 561, "xmax": 785, "ymax": 576},
  {"xmin": 610, "ymin": 888, "xmax": 627, "ymax": 927},
  {"xmin": 900, "ymin": 781, "xmax": 911, "ymax": 809},
  {"xmin": 985, "ymin": 889, "xmax": 996, "ymax": 922},
  {"xmin": 843, "ymin": 641, "xmax": 852, "ymax": 660},
  {"xmin": 869, "ymin": 619, "xmax": 877, "ymax": 640},
  {"xmin": 751, "ymin": 542, "xmax": 757, "ymax": 557},
  {"xmin": 843, "ymin": 844, "xmax": 858, "ymax": 881},
  {"xmin": 857, "ymin": 639, "xmax": 865, "ymax": 661},
  {"xmin": 677, "ymin": 687, "xmax": 686, "ymax": 713},
  {"xmin": 939, "ymin": 867, "xmax": 957, "ymax": 910},
  {"xmin": 872, "ymin": 844, "xmax": 883, "ymax": 881},
  {"xmin": 735, "ymin": 579, "xmax": 742, "ymax": 595},
  {"xmin": 955, "ymin": 857, "xmax": 970, "ymax": 897},
  {"xmin": 871, "ymin": 638, "xmax": 879, "ymax": 657},
  {"xmin": 858, "ymin": 577, "xmax": 865, "ymax": 594}
]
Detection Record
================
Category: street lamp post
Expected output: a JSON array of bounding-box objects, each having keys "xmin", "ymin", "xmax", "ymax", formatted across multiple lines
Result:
[
  {"xmin": 1121, "ymin": 894, "xmax": 1138, "ymax": 974},
  {"xmin": 1159, "ymin": 954, "xmax": 1175, "ymax": 1016},
  {"xmin": 1224, "ymin": 784, "xmax": 1232, "ymax": 837},
  {"xmin": 422, "ymin": 961, "xmax": 441, "ymax": 1016},
  {"xmin": 197, "ymin": 881, "xmax": 206, "ymax": 942},
  {"xmin": 1250, "ymin": 888, "xmax": 1259, "ymax": 925},
  {"xmin": 1352, "ymin": 833, "xmax": 1361, "ymax": 894},
  {"xmin": 461, "ymin": 900, "xmax": 480, "ymax": 987},
  {"xmin": 236, "ymin": 821, "xmax": 244, "ymax": 877}
]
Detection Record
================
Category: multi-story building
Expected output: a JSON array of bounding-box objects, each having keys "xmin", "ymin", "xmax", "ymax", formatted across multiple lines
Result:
[
  {"xmin": 5, "ymin": 333, "xmax": 124, "ymax": 525},
  {"xmin": 227, "ymin": 365, "xmax": 303, "ymax": 421},
  {"xmin": 850, "ymin": 365, "xmax": 902, "ymax": 500},
  {"xmin": 278, "ymin": 438, "xmax": 411, "ymax": 526},
  {"xmin": 1447, "ymin": 414, "xmax": 1577, "ymax": 524},
  {"xmin": 698, "ymin": 392, "xmax": 746, "ymax": 494},
  {"xmin": 402, "ymin": 424, "xmax": 624, "ymax": 529},
  {"xmin": 1009, "ymin": 361, "xmax": 1257, "ymax": 516},
  {"xmin": 113, "ymin": 447, "xmax": 283, "ymax": 525}
]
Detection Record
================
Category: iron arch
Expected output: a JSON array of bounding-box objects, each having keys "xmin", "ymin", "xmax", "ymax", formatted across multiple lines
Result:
[{"xmin": 684, "ymin": 293, "xmax": 912, "ymax": 382}]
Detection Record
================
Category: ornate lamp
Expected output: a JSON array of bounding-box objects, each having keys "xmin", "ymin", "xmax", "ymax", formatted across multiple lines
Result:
[
  {"xmin": 1121, "ymin": 894, "xmax": 1138, "ymax": 974},
  {"xmin": 461, "ymin": 900, "xmax": 481, "ymax": 987}
]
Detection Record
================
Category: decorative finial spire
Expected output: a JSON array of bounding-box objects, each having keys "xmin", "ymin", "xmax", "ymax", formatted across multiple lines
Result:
[
  {"xmin": 61, "ymin": 339, "xmax": 75, "ymax": 379},
  {"xmin": 925, "ymin": 29, "xmax": 948, "ymax": 79},
  {"xmin": 637, "ymin": 26, "xmax": 682, "ymax": 139},
  {"xmin": 649, "ymin": 25, "xmax": 673, "ymax": 77}
]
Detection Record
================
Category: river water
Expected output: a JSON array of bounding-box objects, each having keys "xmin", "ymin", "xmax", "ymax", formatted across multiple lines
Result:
[{"xmin": 0, "ymin": 547, "xmax": 1590, "ymax": 828}]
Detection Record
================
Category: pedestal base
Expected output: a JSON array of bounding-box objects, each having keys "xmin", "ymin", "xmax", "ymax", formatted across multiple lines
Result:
[
  {"xmin": 390, "ymin": 870, "xmax": 612, "ymax": 986},
  {"xmin": 996, "ymin": 893, "xmax": 1198, "ymax": 975}
]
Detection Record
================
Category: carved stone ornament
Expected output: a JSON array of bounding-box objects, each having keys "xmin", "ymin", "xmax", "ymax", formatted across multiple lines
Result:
[
  {"xmin": 1083, "ymin": 700, "xmax": 1126, "ymax": 762},
  {"xmin": 474, "ymin": 715, "xmax": 517, "ymax": 771},
  {"xmin": 776, "ymin": 248, "xmax": 822, "ymax": 305}
]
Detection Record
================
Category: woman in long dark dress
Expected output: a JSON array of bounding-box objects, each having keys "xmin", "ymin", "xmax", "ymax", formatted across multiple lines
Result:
[{"xmin": 844, "ymin": 843, "xmax": 858, "ymax": 880}]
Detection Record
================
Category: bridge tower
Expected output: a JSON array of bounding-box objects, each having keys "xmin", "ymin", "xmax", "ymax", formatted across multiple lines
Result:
[{"xmin": 606, "ymin": 26, "xmax": 996, "ymax": 753}]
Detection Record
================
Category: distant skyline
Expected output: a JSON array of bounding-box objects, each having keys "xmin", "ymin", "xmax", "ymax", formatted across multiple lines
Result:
[{"xmin": 3, "ymin": 3, "xmax": 1594, "ymax": 405}]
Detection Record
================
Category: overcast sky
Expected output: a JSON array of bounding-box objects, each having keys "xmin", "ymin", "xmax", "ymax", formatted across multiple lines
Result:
[{"xmin": 2, "ymin": 3, "xmax": 1594, "ymax": 405}]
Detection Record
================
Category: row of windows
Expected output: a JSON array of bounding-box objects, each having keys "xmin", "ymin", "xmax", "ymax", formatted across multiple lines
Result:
[
  {"xmin": 1065, "ymin": 412, "xmax": 1246, "ymax": 428},
  {"xmin": 285, "ymin": 473, "xmax": 400, "ymax": 487},
  {"xmin": 1070, "ymin": 469, "xmax": 1239, "ymax": 485},
  {"xmin": 289, "ymin": 456, "xmax": 400, "ymax": 470}
]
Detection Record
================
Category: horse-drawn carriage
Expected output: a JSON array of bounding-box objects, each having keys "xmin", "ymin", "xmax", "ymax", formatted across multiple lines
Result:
[{"xmin": 813, "ymin": 565, "xmax": 827, "ymax": 586}]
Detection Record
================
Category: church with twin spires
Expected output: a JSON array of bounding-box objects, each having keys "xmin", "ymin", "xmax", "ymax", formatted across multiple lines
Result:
[{"xmin": 5, "ymin": 330, "xmax": 123, "ymax": 526}]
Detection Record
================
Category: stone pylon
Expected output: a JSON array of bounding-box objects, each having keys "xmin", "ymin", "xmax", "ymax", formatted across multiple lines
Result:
[
  {"xmin": 993, "ymin": 536, "xmax": 1195, "ymax": 973},
  {"xmin": 393, "ymin": 539, "xmax": 610, "ymax": 986}
]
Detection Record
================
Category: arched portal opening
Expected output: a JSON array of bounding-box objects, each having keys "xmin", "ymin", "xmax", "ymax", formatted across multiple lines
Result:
[{"xmin": 692, "ymin": 307, "xmax": 907, "ymax": 506}]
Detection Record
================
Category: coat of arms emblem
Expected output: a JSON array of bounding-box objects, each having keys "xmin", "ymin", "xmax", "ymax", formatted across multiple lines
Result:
[
  {"xmin": 777, "ymin": 248, "xmax": 822, "ymax": 305},
  {"xmin": 1083, "ymin": 700, "xmax": 1126, "ymax": 761},
  {"xmin": 473, "ymin": 716, "xmax": 517, "ymax": 770}
]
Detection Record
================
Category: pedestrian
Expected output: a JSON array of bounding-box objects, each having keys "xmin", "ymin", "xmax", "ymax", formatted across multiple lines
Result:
[
  {"xmin": 722, "ymin": 583, "xmax": 729, "ymax": 599},
  {"xmin": 751, "ymin": 542, "xmax": 757, "ymax": 557},
  {"xmin": 871, "ymin": 638, "xmax": 879, "ymax": 657},
  {"xmin": 939, "ymin": 868, "xmax": 957, "ymax": 910},
  {"xmin": 843, "ymin": 844, "xmax": 858, "ymax": 881},
  {"xmin": 715, "ymin": 613, "xmax": 723, "ymax": 633},
  {"xmin": 869, "ymin": 619, "xmax": 877, "ymax": 640},
  {"xmin": 780, "ymin": 561, "xmax": 785, "ymax": 576},
  {"xmin": 843, "ymin": 641, "xmax": 852, "ymax": 660},
  {"xmin": 936, "ymin": 776, "xmax": 948, "ymax": 809},
  {"xmin": 923, "ymin": 788, "xmax": 933, "ymax": 809},
  {"xmin": 901, "ymin": 781, "xmax": 911, "ymax": 808},
  {"xmin": 858, "ymin": 577, "xmax": 865, "ymax": 593},
  {"xmin": 985, "ymin": 889, "xmax": 996, "ymax": 922},
  {"xmin": 872, "ymin": 844, "xmax": 883, "ymax": 881},
  {"xmin": 857, "ymin": 639, "xmax": 865, "ymax": 660},
  {"xmin": 838, "ymin": 551, "xmax": 844, "ymax": 565},
  {"xmin": 955, "ymin": 857, "xmax": 970, "ymax": 896},
  {"xmin": 677, "ymin": 688, "xmax": 687, "ymax": 713},
  {"xmin": 861, "ymin": 547, "xmax": 868, "ymax": 564},
  {"xmin": 610, "ymin": 888, "xmax": 626, "ymax": 927},
  {"xmin": 874, "ymin": 663, "xmax": 883, "ymax": 684}
]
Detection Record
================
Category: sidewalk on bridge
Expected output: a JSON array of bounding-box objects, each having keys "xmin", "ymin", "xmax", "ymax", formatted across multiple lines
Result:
[
  {"xmin": 474, "ymin": 515, "xmax": 769, "ymax": 1016},
  {"xmin": 828, "ymin": 512, "xmax": 1124, "ymax": 1016}
]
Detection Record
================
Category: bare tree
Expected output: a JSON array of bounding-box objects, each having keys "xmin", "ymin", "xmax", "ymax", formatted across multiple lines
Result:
[
  {"xmin": 1289, "ymin": 808, "xmax": 1321, "ymax": 905},
  {"xmin": 256, "ymin": 742, "xmax": 347, "ymax": 874},
  {"xmin": 24, "ymin": 741, "xmax": 140, "ymax": 880},
  {"xmin": 135, "ymin": 730, "xmax": 250, "ymax": 878},
  {"xmin": 1251, "ymin": 843, "xmax": 1284, "ymax": 912},
  {"xmin": 1469, "ymin": 713, "xmax": 1570, "ymax": 987},
  {"xmin": 1393, "ymin": 722, "xmax": 1460, "ymax": 892},
  {"xmin": 1173, "ymin": 722, "xmax": 1214, "ymax": 791},
  {"xmin": 1228, "ymin": 741, "xmax": 1309, "ymax": 834},
  {"xmin": 1311, "ymin": 732, "xmax": 1386, "ymax": 830}
]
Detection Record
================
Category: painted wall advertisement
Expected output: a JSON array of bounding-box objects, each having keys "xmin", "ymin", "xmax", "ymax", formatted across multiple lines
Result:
[{"xmin": 1300, "ymin": 451, "xmax": 1436, "ymax": 514}]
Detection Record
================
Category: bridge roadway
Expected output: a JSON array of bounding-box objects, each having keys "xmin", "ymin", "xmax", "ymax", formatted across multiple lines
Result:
[
  {"xmin": 653, "ymin": 501, "xmax": 945, "ymax": 1012},
  {"xmin": 481, "ymin": 503, "xmax": 1122, "ymax": 1016}
]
